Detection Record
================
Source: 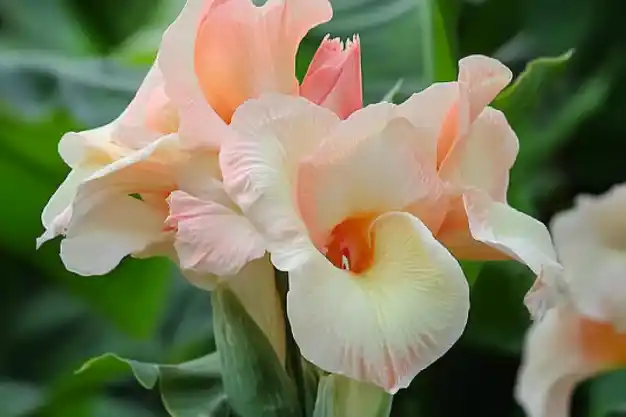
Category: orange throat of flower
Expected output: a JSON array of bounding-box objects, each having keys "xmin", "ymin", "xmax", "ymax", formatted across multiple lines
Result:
[{"xmin": 323, "ymin": 214, "xmax": 376, "ymax": 274}]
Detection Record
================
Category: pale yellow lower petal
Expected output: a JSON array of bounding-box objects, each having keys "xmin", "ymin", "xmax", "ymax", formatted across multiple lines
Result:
[{"xmin": 287, "ymin": 212, "xmax": 469, "ymax": 393}]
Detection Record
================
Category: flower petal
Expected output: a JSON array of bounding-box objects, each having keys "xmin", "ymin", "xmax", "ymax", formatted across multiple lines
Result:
[
  {"xmin": 60, "ymin": 194, "xmax": 165, "ymax": 276},
  {"xmin": 287, "ymin": 211, "xmax": 469, "ymax": 393},
  {"xmin": 550, "ymin": 184, "xmax": 626, "ymax": 330},
  {"xmin": 221, "ymin": 94, "xmax": 340, "ymax": 270},
  {"xmin": 461, "ymin": 189, "xmax": 564, "ymax": 316},
  {"xmin": 438, "ymin": 107, "xmax": 519, "ymax": 202},
  {"xmin": 515, "ymin": 307, "xmax": 611, "ymax": 417},
  {"xmin": 158, "ymin": 0, "xmax": 233, "ymax": 149},
  {"xmin": 458, "ymin": 55, "xmax": 512, "ymax": 122},
  {"xmin": 297, "ymin": 112, "xmax": 442, "ymax": 246},
  {"xmin": 300, "ymin": 35, "xmax": 363, "ymax": 119},
  {"xmin": 167, "ymin": 190, "xmax": 265, "ymax": 276}
]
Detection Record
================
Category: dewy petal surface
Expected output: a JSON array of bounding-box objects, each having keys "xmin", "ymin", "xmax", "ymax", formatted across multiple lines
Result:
[
  {"xmin": 550, "ymin": 184, "xmax": 626, "ymax": 330},
  {"xmin": 221, "ymin": 94, "xmax": 340, "ymax": 270},
  {"xmin": 287, "ymin": 212, "xmax": 469, "ymax": 393}
]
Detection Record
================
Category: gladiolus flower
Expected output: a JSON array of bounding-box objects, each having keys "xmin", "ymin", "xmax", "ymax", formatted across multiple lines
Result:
[
  {"xmin": 516, "ymin": 184, "xmax": 626, "ymax": 417},
  {"xmin": 220, "ymin": 55, "xmax": 560, "ymax": 392}
]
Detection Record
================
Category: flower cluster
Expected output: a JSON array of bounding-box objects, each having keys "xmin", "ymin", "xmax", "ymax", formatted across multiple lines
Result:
[{"xmin": 38, "ymin": 0, "xmax": 561, "ymax": 394}]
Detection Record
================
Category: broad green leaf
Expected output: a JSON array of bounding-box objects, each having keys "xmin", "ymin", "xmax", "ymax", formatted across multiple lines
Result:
[
  {"xmin": 212, "ymin": 285, "xmax": 300, "ymax": 417},
  {"xmin": 301, "ymin": 0, "xmax": 456, "ymax": 103},
  {"xmin": 460, "ymin": 261, "xmax": 484, "ymax": 287},
  {"xmin": 493, "ymin": 49, "xmax": 575, "ymax": 125},
  {"xmin": 381, "ymin": 79, "xmax": 404, "ymax": 103},
  {"xmin": 461, "ymin": 261, "xmax": 533, "ymax": 355},
  {"xmin": 0, "ymin": 50, "xmax": 145, "ymax": 126},
  {"xmin": 313, "ymin": 375, "xmax": 392, "ymax": 417},
  {"xmin": 0, "ymin": 381, "xmax": 45, "ymax": 417},
  {"xmin": 587, "ymin": 370, "xmax": 626, "ymax": 417},
  {"xmin": 77, "ymin": 352, "xmax": 227, "ymax": 416}
]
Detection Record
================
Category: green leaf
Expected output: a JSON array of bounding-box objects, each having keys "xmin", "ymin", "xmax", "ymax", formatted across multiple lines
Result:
[
  {"xmin": 302, "ymin": 0, "xmax": 456, "ymax": 103},
  {"xmin": 77, "ymin": 352, "xmax": 227, "ymax": 416},
  {"xmin": 381, "ymin": 79, "xmax": 404, "ymax": 103},
  {"xmin": 313, "ymin": 375, "xmax": 392, "ymax": 417},
  {"xmin": 587, "ymin": 370, "xmax": 626, "ymax": 417},
  {"xmin": 461, "ymin": 261, "xmax": 533, "ymax": 355},
  {"xmin": 0, "ymin": 49, "xmax": 145, "ymax": 126},
  {"xmin": 460, "ymin": 261, "xmax": 484, "ymax": 287},
  {"xmin": 212, "ymin": 285, "xmax": 300, "ymax": 417},
  {"xmin": 493, "ymin": 49, "xmax": 574, "ymax": 126},
  {"xmin": 0, "ymin": 381, "xmax": 45, "ymax": 417}
]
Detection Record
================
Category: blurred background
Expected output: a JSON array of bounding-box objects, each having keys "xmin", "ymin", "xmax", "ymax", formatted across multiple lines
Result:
[{"xmin": 1, "ymin": 0, "xmax": 625, "ymax": 416}]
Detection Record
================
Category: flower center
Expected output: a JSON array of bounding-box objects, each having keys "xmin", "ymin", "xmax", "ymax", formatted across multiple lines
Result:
[
  {"xmin": 324, "ymin": 214, "xmax": 375, "ymax": 274},
  {"xmin": 579, "ymin": 318, "xmax": 626, "ymax": 365}
]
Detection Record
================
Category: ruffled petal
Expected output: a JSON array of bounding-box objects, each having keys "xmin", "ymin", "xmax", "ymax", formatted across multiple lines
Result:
[
  {"xmin": 221, "ymin": 94, "xmax": 340, "ymax": 270},
  {"xmin": 300, "ymin": 35, "xmax": 362, "ymax": 119},
  {"xmin": 167, "ymin": 190, "xmax": 265, "ymax": 275},
  {"xmin": 287, "ymin": 212, "xmax": 469, "ymax": 393}
]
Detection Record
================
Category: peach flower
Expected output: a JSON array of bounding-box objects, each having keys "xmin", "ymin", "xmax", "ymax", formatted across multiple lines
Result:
[
  {"xmin": 516, "ymin": 184, "xmax": 626, "ymax": 417},
  {"xmin": 219, "ymin": 56, "xmax": 560, "ymax": 392}
]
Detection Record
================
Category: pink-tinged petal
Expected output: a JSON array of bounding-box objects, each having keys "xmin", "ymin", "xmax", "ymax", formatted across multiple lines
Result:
[
  {"xmin": 60, "ymin": 194, "xmax": 165, "ymax": 276},
  {"xmin": 115, "ymin": 64, "xmax": 179, "ymax": 147},
  {"xmin": 395, "ymin": 82, "xmax": 467, "ymax": 167},
  {"xmin": 221, "ymin": 94, "xmax": 340, "ymax": 270},
  {"xmin": 439, "ymin": 107, "xmax": 519, "ymax": 202},
  {"xmin": 287, "ymin": 212, "xmax": 469, "ymax": 393},
  {"xmin": 461, "ymin": 189, "xmax": 564, "ymax": 316},
  {"xmin": 458, "ymin": 55, "xmax": 512, "ymax": 122},
  {"xmin": 167, "ymin": 190, "xmax": 265, "ymax": 276},
  {"xmin": 225, "ymin": 256, "xmax": 286, "ymax": 365},
  {"xmin": 300, "ymin": 35, "xmax": 363, "ymax": 119},
  {"xmin": 193, "ymin": 0, "xmax": 333, "ymax": 121},
  {"xmin": 297, "ymin": 111, "xmax": 441, "ymax": 247},
  {"xmin": 515, "ymin": 307, "xmax": 625, "ymax": 417},
  {"xmin": 550, "ymin": 184, "xmax": 626, "ymax": 330},
  {"xmin": 158, "ymin": 0, "xmax": 233, "ymax": 149}
]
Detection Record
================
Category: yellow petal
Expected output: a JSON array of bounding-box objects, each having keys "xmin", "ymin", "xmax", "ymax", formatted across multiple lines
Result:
[{"xmin": 287, "ymin": 212, "xmax": 469, "ymax": 393}]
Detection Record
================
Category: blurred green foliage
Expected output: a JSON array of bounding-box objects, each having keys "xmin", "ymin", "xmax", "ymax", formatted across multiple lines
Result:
[{"xmin": 1, "ymin": 0, "xmax": 625, "ymax": 416}]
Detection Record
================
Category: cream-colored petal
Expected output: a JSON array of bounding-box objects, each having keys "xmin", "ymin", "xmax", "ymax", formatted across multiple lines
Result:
[
  {"xmin": 225, "ymin": 255, "xmax": 286, "ymax": 365},
  {"xmin": 550, "ymin": 184, "xmax": 626, "ymax": 330},
  {"xmin": 221, "ymin": 94, "xmax": 340, "ymax": 270},
  {"xmin": 167, "ymin": 190, "xmax": 265, "ymax": 276},
  {"xmin": 287, "ymin": 212, "xmax": 469, "ymax": 393},
  {"xmin": 458, "ymin": 55, "xmax": 512, "ymax": 122},
  {"xmin": 297, "ymin": 114, "xmax": 441, "ymax": 246},
  {"xmin": 462, "ymin": 189, "xmax": 564, "ymax": 317},
  {"xmin": 515, "ymin": 306, "xmax": 604, "ymax": 417},
  {"xmin": 41, "ymin": 167, "xmax": 97, "ymax": 229},
  {"xmin": 439, "ymin": 107, "xmax": 519, "ymax": 202},
  {"xmin": 60, "ymin": 194, "xmax": 165, "ymax": 276}
]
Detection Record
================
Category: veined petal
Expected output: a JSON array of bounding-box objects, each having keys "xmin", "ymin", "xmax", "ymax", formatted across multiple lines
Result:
[
  {"xmin": 550, "ymin": 184, "xmax": 626, "ymax": 330},
  {"xmin": 167, "ymin": 190, "xmax": 265, "ymax": 276},
  {"xmin": 300, "ymin": 35, "xmax": 363, "ymax": 119},
  {"xmin": 515, "ymin": 306, "xmax": 626, "ymax": 417},
  {"xmin": 60, "ymin": 194, "xmax": 165, "ymax": 276},
  {"xmin": 438, "ymin": 107, "xmax": 519, "ymax": 202},
  {"xmin": 458, "ymin": 55, "xmax": 512, "ymax": 122},
  {"xmin": 297, "ymin": 113, "xmax": 441, "ymax": 246},
  {"xmin": 221, "ymin": 94, "xmax": 340, "ymax": 270},
  {"xmin": 287, "ymin": 212, "xmax": 469, "ymax": 393}
]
